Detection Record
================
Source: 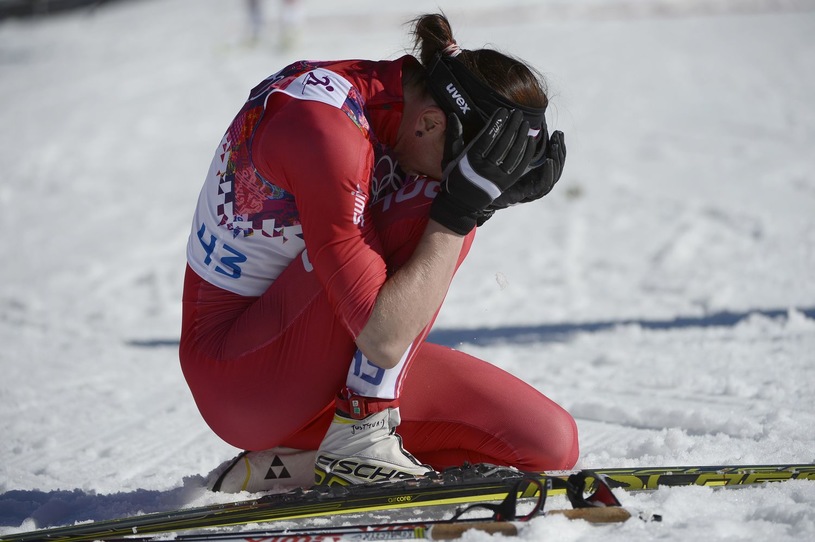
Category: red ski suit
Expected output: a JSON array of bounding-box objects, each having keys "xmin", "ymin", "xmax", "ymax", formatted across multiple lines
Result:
[{"xmin": 180, "ymin": 57, "xmax": 578, "ymax": 471}]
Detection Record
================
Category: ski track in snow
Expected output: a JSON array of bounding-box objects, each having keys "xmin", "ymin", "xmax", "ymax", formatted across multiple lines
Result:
[{"xmin": 1, "ymin": 0, "xmax": 814, "ymax": 539}]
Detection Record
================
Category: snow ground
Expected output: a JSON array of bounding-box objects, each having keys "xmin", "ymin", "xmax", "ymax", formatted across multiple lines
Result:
[{"xmin": 1, "ymin": 0, "xmax": 814, "ymax": 540}]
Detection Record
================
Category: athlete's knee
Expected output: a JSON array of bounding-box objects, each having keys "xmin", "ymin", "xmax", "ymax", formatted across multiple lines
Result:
[
  {"xmin": 519, "ymin": 406, "xmax": 579, "ymax": 471},
  {"xmin": 548, "ymin": 410, "xmax": 580, "ymax": 469}
]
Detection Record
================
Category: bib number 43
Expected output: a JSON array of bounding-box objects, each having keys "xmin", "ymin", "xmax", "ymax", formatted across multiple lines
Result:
[{"xmin": 196, "ymin": 223, "xmax": 247, "ymax": 279}]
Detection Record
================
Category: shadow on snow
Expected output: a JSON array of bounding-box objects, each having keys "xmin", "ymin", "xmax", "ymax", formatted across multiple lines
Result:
[
  {"xmin": 0, "ymin": 477, "xmax": 205, "ymax": 531},
  {"xmin": 426, "ymin": 306, "xmax": 815, "ymax": 348},
  {"xmin": 126, "ymin": 307, "xmax": 815, "ymax": 350}
]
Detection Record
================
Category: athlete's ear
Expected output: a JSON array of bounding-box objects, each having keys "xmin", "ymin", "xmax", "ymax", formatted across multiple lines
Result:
[{"xmin": 416, "ymin": 106, "xmax": 446, "ymax": 138}]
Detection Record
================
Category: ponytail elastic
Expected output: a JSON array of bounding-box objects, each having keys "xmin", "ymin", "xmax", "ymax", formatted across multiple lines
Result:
[{"xmin": 442, "ymin": 41, "xmax": 462, "ymax": 57}]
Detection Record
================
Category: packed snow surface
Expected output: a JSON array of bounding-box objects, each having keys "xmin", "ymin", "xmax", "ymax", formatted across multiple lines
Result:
[{"xmin": 1, "ymin": 0, "xmax": 814, "ymax": 540}]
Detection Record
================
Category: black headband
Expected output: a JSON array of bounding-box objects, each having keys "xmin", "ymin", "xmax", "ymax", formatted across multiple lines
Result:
[{"xmin": 425, "ymin": 52, "xmax": 548, "ymax": 142}]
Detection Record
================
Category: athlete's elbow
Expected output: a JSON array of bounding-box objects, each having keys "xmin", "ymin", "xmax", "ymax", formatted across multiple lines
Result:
[{"xmin": 355, "ymin": 335, "xmax": 407, "ymax": 370}]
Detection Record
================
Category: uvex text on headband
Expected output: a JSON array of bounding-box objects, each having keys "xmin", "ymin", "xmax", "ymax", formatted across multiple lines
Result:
[{"xmin": 425, "ymin": 52, "xmax": 548, "ymax": 142}]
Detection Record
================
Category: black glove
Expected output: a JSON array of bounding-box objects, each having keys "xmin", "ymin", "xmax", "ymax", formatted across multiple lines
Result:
[
  {"xmin": 430, "ymin": 108, "xmax": 536, "ymax": 235},
  {"xmin": 475, "ymin": 130, "xmax": 567, "ymax": 226}
]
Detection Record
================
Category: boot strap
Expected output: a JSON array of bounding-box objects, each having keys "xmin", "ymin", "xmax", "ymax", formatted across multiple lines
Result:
[{"xmin": 336, "ymin": 388, "xmax": 399, "ymax": 420}]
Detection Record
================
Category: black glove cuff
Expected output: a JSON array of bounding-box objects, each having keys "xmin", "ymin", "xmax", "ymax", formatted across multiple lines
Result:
[
  {"xmin": 430, "ymin": 192, "xmax": 478, "ymax": 235},
  {"xmin": 474, "ymin": 208, "xmax": 495, "ymax": 227}
]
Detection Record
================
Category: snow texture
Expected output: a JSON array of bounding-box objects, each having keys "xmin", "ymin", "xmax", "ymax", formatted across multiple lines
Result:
[{"xmin": 1, "ymin": 0, "xmax": 814, "ymax": 540}]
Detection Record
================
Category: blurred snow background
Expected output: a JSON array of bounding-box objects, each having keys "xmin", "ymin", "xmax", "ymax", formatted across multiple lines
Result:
[{"xmin": 1, "ymin": 0, "xmax": 814, "ymax": 539}]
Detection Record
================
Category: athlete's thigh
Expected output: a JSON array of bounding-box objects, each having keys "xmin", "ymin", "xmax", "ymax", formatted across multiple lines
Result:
[
  {"xmin": 182, "ymin": 256, "xmax": 354, "ymax": 450},
  {"xmin": 397, "ymin": 343, "xmax": 579, "ymax": 471}
]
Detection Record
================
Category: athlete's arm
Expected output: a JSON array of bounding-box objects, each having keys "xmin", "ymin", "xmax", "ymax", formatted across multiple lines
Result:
[
  {"xmin": 255, "ymin": 98, "xmax": 462, "ymax": 368},
  {"xmin": 356, "ymin": 220, "xmax": 463, "ymax": 368},
  {"xmin": 360, "ymin": 110, "xmax": 538, "ymax": 366}
]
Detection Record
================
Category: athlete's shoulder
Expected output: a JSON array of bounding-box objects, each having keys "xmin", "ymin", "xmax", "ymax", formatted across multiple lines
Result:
[{"xmin": 258, "ymin": 58, "xmax": 406, "ymax": 109}]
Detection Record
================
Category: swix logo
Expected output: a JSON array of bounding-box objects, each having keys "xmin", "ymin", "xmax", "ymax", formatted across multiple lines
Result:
[
  {"xmin": 488, "ymin": 116, "xmax": 504, "ymax": 138},
  {"xmin": 445, "ymin": 83, "xmax": 471, "ymax": 114},
  {"xmin": 304, "ymin": 71, "xmax": 335, "ymax": 92},
  {"xmin": 351, "ymin": 185, "xmax": 367, "ymax": 227}
]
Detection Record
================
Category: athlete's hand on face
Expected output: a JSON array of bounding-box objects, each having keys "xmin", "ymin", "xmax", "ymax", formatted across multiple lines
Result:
[
  {"xmin": 475, "ymin": 129, "xmax": 567, "ymax": 226},
  {"xmin": 430, "ymin": 108, "xmax": 536, "ymax": 235}
]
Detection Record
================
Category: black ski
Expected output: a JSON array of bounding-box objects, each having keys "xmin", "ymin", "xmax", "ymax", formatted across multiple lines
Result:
[{"xmin": 2, "ymin": 463, "xmax": 812, "ymax": 541}]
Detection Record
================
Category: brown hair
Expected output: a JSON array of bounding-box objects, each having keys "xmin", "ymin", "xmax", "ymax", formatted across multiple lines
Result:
[{"xmin": 409, "ymin": 13, "xmax": 548, "ymax": 113}]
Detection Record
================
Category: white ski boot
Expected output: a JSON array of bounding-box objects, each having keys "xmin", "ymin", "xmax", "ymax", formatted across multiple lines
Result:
[
  {"xmin": 208, "ymin": 447, "xmax": 316, "ymax": 492},
  {"xmin": 314, "ymin": 389, "xmax": 433, "ymax": 486}
]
